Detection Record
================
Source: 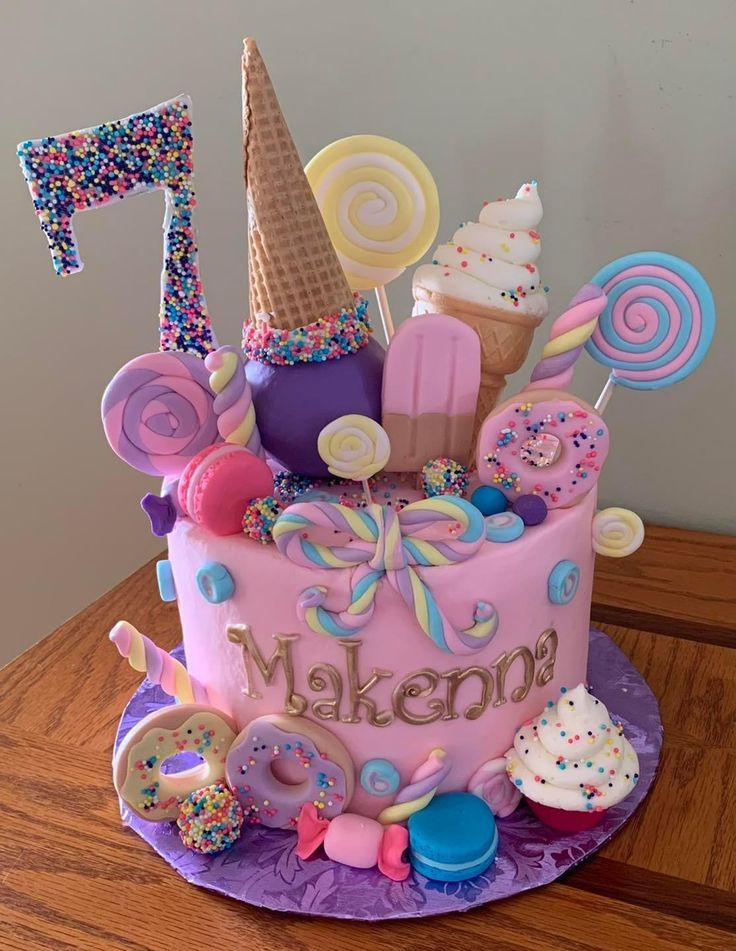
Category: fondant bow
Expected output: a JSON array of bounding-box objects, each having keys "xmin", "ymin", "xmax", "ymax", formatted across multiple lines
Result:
[{"xmin": 272, "ymin": 497, "xmax": 497, "ymax": 655}]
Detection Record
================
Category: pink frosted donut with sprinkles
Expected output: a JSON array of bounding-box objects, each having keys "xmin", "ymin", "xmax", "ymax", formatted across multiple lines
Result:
[
  {"xmin": 476, "ymin": 389, "xmax": 610, "ymax": 508},
  {"xmin": 225, "ymin": 714, "xmax": 355, "ymax": 829}
]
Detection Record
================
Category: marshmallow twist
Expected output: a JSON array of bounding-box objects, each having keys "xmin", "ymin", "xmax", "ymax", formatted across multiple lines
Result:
[
  {"xmin": 109, "ymin": 620, "xmax": 209, "ymax": 704},
  {"xmin": 527, "ymin": 284, "xmax": 607, "ymax": 390},
  {"xmin": 377, "ymin": 749, "xmax": 451, "ymax": 824},
  {"xmin": 204, "ymin": 346, "xmax": 261, "ymax": 455},
  {"xmin": 273, "ymin": 497, "xmax": 498, "ymax": 655}
]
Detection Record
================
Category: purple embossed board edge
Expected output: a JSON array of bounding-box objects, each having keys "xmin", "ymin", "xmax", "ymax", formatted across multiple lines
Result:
[{"xmin": 114, "ymin": 629, "xmax": 663, "ymax": 920}]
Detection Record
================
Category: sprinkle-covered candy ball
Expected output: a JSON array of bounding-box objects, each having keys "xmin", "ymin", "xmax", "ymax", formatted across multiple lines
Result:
[
  {"xmin": 242, "ymin": 496, "xmax": 283, "ymax": 543},
  {"xmin": 470, "ymin": 485, "xmax": 507, "ymax": 517},
  {"xmin": 176, "ymin": 782, "xmax": 244, "ymax": 854},
  {"xmin": 421, "ymin": 457, "xmax": 470, "ymax": 498}
]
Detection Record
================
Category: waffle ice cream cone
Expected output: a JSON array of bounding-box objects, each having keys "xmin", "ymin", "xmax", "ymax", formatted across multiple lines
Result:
[
  {"xmin": 242, "ymin": 38, "xmax": 354, "ymax": 332},
  {"xmin": 413, "ymin": 288, "xmax": 543, "ymax": 447},
  {"xmin": 413, "ymin": 182, "xmax": 548, "ymax": 445}
]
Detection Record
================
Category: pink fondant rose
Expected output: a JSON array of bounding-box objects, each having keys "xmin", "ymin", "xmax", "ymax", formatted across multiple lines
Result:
[{"xmin": 467, "ymin": 757, "xmax": 522, "ymax": 818}]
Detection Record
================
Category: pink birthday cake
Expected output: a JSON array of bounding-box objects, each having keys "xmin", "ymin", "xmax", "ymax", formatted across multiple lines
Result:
[{"xmin": 18, "ymin": 38, "xmax": 714, "ymax": 903}]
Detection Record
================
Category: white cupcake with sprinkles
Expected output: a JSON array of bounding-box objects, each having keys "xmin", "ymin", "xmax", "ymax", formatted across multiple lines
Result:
[{"xmin": 504, "ymin": 683, "xmax": 640, "ymax": 833}]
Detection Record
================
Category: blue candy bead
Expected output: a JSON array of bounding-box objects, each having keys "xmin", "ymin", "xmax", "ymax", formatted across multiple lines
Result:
[
  {"xmin": 471, "ymin": 485, "xmax": 507, "ymax": 517},
  {"xmin": 485, "ymin": 512, "xmax": 525, "ymax": 543},
  {"xmin": 196, "ymin": 561, "xmax": 235, "ymax": 603},
  {"xmin": 156, "ymin": 559, "xmax": 177, "ymax": 602},
  {"xmin": 548, "ymin": 559, "xmax": 581, "ymax": 604},
  {"xmin": 360, "ymin": 758, "xmax": 401, "ymax": 797}
]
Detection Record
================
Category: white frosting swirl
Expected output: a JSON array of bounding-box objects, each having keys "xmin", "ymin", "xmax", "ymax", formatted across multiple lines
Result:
[
  {"xmin": 504, "ymin": 683, "xmax": 640, "ymax": 812},
  {"xmin": 413, "ymin": 182, "xmax": 549, "ymax": 318}
]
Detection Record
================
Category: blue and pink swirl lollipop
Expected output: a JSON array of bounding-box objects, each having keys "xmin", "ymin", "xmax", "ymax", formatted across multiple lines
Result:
[{"xmin": 585, "ymin": 252, "xmax": 715, "ymax": 410}]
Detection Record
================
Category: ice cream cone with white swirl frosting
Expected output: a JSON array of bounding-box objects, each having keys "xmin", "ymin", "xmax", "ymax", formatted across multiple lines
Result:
[
  {"xmin": 413, "ymin": 182, "xmax": 549, "ymax": 446},
  {"xmin": 504, "ymin": 683, "xmax": 640, "ymax": 833}
]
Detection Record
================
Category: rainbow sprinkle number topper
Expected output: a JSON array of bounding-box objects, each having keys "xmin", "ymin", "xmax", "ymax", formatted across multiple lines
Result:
[{"xmin": 17, "ymin": 96, "xmax": 215, "ymax": 357}]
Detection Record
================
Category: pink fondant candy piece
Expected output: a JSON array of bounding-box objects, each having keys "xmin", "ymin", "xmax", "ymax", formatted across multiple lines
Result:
[
  {"xmin": 102, "ymin": 351, "xmax": 220, "ymax": 476},
  {"xmin": 382, "ymin": 314, "xmax": 481, "ymax": 470},
  {"xmin": 476, "ymin": 390, "xmax": 610, "ymax": 509},
  {"xmin": 178, "ymin": 443, "xmax": 274, "ymax": 535},
  {"xmin": 467, "ymin": 758, "xmax": 522, "ymax": 818},
  {"xmin": 225, "ymin": 715, "xmax": 355, "ymax": 829},
  {"xmin": 296, "ymin": 804, "xmax": 410, "ymax": 881}
]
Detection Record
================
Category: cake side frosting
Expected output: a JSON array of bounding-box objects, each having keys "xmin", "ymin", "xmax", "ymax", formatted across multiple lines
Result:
[{"xmin": 167, "ymin": 489, "xmax": 596, "ymax": 819}]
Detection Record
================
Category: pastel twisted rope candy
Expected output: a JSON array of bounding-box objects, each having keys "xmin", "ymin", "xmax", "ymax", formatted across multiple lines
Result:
[
  {"xmin": 109, "ymin": 621, "xmax": 209, "ymax": 704},
  {"xmin": 272, "ymin": 497, "xmax": 498, "ymax": 655},
  {"xmin": 377, "ymin": 749, "xmax": 451, "ymax": 824},
  {"xmin": 527, "ymin": 284, "xmax": 607, "ymax": 390},
  {"xmin": 204, "ymin": 346, "xmax": 261, "ymax": 455}
]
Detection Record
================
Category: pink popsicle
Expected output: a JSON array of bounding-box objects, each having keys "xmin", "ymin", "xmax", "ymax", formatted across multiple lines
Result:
[{"xmin": 381, "ymin": 314, "xmax": 481, "ymax": 471}]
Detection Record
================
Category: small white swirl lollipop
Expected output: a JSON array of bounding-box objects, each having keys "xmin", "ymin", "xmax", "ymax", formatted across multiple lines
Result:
[{"xmin": 306, "ymin": 135, "xmax": 440, "ymax": 340}]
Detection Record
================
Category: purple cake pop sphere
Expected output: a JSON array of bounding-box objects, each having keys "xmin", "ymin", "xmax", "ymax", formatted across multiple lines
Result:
[{"xmin": 246, "ymin": 339, "xmax": 385, "ymax": 476}]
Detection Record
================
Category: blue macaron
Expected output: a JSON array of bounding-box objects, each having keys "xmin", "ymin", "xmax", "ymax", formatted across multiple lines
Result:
[{"xmin": 408, "ymin": 792, "xmax": 498, "ymax": 882}]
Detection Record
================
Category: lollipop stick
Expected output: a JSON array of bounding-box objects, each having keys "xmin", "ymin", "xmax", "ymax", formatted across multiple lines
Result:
[
  {"xmin": 375, "ymin": 285, "xmax": 395, "ymax": 341},
  {"xmin": 361, "ymin": 478, "xmax": 374, "ymax": 505},
  {"xmin": 595, "ymin": 374, "xmax": 617, "ymax": 415}
]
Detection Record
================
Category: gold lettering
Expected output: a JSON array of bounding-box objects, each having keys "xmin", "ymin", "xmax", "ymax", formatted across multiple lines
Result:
[
  {"xmin": 441, "ymin": 666, "xmax": 494, "ymax": 720},
  {"xmin": 392, "ymin": 668, "xmax": 446, "ymax": 725},
  {"xmin": 226, "ymin": 625, "xmax": 306, "ymax": 716},
  {"xmin": 535, "ymin": 628, "xmax": 558, "ymax": 687},
  {"xmin": 307, "ymin": 662, "xmax": 343, "ymax": 721},
  {"xmin": 341, "ymin": 639, "xmax": 393, "ymax": 727},
  {"xmin": 491, "ymin": 646, "xmax": 535, "ymax": 706}
]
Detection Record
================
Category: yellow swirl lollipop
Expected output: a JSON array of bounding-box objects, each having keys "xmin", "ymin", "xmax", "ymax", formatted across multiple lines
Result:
[{"xmin": 306, "ymin": 135, "xmax": 440, "ymax": 338}]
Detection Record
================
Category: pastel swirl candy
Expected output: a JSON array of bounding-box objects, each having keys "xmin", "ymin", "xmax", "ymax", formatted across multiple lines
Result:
[
  {"xmin": 273, "ymin": 498, "xmax": 498, "ymax": 655},
  {"xmin": 592, "ymin": 507, "xmax": 645, "ymax": 558},
  {"xmin": 109, "ymin": 620, "xmax": 209, "ymax": 703},
  {"xmin": 467, "ymin": 758, "xmax": 522, "ymax": 818},
  {"xmin": 317, "ymin": 414, "xmax": 390, "ymax": 482},
  {"xmin": 305, "ymin": 134, "xmax": 440, "ymax": 290},
  {"xmin": 527, "ymin": 284, "xmax": 607, "ymax": 390},
  {"xmin": 377, "ymin": 749, "xmax": 451, "ymax": 824},
  {"xmin": 585, "ymin": 252, "xmax": 716, "ymax": 389},
  {"xmin": 204, "ymin": 346, "xmax": 261, "ymax": 455},
  {"xmin": 102, "ymin": 351, "xmax": 219, "ymax": 476}
]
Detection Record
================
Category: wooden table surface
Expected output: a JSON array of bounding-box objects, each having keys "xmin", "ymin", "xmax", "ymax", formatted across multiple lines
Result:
[{"xmin": 1, "ymin": 524, "xmax": 735, "ymax": 950}]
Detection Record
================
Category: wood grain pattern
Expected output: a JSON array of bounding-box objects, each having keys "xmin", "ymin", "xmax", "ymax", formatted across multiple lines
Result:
[{"xmin": 1, "ymin": 523, "xmax": 735, "ymax": 950}]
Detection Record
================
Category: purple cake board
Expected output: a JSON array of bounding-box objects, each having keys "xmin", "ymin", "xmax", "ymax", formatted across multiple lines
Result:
[{"xmin": 114, "ymin": 629, "xmax": 663, "ymax": 920}]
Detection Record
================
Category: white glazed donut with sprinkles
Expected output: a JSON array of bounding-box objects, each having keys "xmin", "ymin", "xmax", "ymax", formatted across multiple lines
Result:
[
  {"xmin": 476, "ymin": 389, "xmax": 610, "ymax": 509},
  {"xmin": 113, "ymin": 704, "xmax": 238, "ymax": 821},
  {"xmin": 225, "ymin": 714, "xmax": 355, "ymax": 829}
]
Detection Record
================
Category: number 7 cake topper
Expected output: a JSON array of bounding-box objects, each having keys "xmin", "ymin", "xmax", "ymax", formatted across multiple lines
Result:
[{"xmin": 17, "ymin": 96, "xmax": 215, "ymax": 357}]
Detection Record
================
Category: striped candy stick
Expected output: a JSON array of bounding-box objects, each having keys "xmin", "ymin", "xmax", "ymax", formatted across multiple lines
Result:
[
  {"xmin": 526, "ymin": 284, "xmax": 607, "ymax": 391},
  {"xmin": 109, "ymin": 620, "xmax": 208, "ymax": 704},
  {"xmin": 204, "ymin": 346, "xmax": 262, "ymax": 455}
]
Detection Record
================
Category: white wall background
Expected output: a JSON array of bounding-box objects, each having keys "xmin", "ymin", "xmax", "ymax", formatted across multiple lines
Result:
[{"xmin": 2, "ymin": 0, "xmax": 734, "ymax": 664}]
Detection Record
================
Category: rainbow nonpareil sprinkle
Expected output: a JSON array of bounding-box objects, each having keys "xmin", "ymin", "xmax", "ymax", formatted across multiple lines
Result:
[
  {"xmin": 176, "ymin": 782, "xmax": 243, "ymax": 854},
  {"xmin": 243, "ymin": 297, "xmax": 371, "ymax": 365},
  {"xmin": 17, "ymin": 97, "xmax": 214, "ymax": 357},
  {"xmin": 242, "ymin": 495, "xmax": 283, "ymax": 543}
]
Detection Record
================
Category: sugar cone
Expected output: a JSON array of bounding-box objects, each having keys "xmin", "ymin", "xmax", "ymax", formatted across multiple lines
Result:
[
  {"xmin": 242, "ymin": 38, "xmax": 354, "ymax": 332},
  {"xmin": 413, "ymin": 286, "xmax": 543, "ymax": 448}
]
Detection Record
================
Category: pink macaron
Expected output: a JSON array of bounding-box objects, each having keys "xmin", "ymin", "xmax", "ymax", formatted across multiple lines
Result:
[{"xmin": 178, "ymin": 443, "xmax": 274, "ymax": 535}]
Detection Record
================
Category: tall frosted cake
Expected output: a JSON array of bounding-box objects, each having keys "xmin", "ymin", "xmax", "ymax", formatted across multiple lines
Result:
[{"xmin": 18, "ymin": 35, "xmax": 713, "ymax": 907}]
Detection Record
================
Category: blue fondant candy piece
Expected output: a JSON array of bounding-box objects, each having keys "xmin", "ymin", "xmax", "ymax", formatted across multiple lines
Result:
[
  {"xmin": 485, "ymin": 512, "xmax": 525, "ymax": 543},
  {"xmin": 196, "ymin": 561, "xmax": 235, "ymax": 603},
  {"xmin": 470, "ymin": 485, "xmax": 507, "ymax": 517},
  {"xmin": 548, "ymin": 559, "xmax": 581, "ymax": 605},
  {"xmin": 408, "ymin": 792, "xmax": 498, "ymax": 882},
  {"xmin": 359, "ymin": 758, "xmax": 401, "ymax": 797},
  {"xmin": 156, "ymin": 559, "xmax": 177, "ymax": 602}
]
